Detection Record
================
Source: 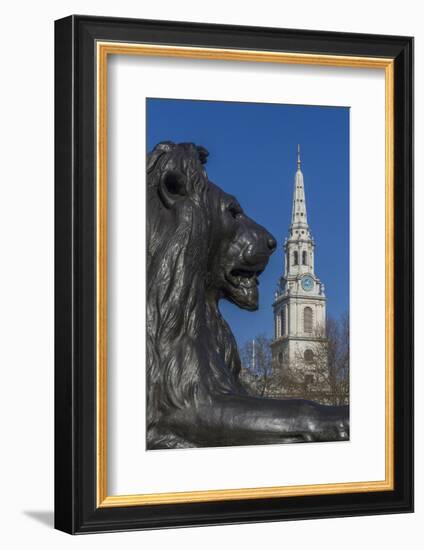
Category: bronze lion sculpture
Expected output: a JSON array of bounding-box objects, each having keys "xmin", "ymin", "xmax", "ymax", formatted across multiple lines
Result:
[{"xmin": 147, "ymin": 141, "xmax": 349, "ymax": 449}]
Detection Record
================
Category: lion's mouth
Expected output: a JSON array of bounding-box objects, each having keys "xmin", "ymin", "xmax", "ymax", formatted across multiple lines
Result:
[{"xmin": 225, "ymin": 267, "xmax": 264, "ymax": 289}]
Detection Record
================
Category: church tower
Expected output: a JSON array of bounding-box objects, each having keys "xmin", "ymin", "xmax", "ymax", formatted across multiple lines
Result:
[{"xmin": 271, "ymin": 146, "xmax": 327, "ymax": 385}]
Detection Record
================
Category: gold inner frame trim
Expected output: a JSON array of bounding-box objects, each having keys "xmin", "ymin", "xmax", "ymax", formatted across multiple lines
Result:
[{"xmin": 96, "ymin": 41, "xmax": 395, "ymax": 508}]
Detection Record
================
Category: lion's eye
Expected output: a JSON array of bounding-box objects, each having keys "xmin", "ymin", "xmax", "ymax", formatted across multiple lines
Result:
[{"xmin": 228, "ymin": 204, "xmax": 242, "ymax": 219}]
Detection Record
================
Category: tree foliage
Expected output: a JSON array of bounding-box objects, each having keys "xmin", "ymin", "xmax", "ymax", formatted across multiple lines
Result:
[
  {"xmin": 239, "ymin": 334, "xmax": 273, "ymax": 396},
  {"xmin": 239, "ymin": 315, "xmax": 349, "ymax": 406}
]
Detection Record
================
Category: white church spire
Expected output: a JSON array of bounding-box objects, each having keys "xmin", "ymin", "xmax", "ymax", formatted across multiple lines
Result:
[
  {"xmin": 291, "ymin": 144, "xmax": 309, "ymax": 229},
  {"xmin": 271, "ymin": 145, "xmax": 327, "ymax": 386}
]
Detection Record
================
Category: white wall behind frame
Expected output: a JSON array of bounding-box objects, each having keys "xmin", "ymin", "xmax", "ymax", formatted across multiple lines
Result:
[{"xmin": 108, "ymin": 54, "xmax": 386, "ymax": 496}]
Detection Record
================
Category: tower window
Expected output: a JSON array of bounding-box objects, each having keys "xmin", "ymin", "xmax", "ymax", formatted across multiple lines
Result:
[
  {"xmin": 304, "ymin": 307, "xmax": 313, "ymax": 333},
  {"xmin": 293, "ymin": 251, "xmax": 298, "ymax": 265},
  {"xmin": 281, "ymin": 307, "xmax": 286, "ymax": 336},
  {"xmin": 302, "ymin": 251, "xmax": 307, "ymax": 265},
  {"xmin": 304, "ymin": 349, "xmax": 314, "ymax": 363}
]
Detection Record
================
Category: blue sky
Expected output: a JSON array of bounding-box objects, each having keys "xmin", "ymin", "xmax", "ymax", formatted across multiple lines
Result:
[{"xmin": 147, "ymin": 98, "xmax": 349, "ymax": 349}]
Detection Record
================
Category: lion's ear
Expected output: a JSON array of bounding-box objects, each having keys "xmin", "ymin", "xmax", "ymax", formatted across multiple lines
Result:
[{"xmin": 158, "ymin": 169, "xmax": 188, "ymax": 209}]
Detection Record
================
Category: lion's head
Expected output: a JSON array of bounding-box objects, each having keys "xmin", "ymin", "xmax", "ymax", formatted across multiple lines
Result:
[
  {"xmin": 147, "ymin": 141, "xmax": 276, "ymax": 310},
  {"xmin": 146, "ymin": 141, "xmax": 276, "ymax": 445},
  {"xmin": 205, "ymin": 180, "xmax": 277, "ymax": 311}
]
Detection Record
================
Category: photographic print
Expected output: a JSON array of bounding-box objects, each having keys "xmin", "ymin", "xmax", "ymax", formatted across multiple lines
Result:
[{"xmin": 146, "ymin": 98, "xmax": 350, "ymax": 450}]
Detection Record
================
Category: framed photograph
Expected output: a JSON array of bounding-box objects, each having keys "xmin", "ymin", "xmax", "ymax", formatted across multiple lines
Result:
[{"xmin": 54, "ymin": 15, "xmax": 413, "ymax": 533}]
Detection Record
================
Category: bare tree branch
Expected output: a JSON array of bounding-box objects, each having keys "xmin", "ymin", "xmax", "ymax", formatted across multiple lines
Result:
[{"xmin": 239, "ymin": 315, "xmax": 349, "ymax": 406}]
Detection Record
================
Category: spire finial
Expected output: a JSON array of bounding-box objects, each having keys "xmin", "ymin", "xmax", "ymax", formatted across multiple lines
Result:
[{"xmin": 297, "ymin": 144, "xmax": 301, "ymax": 170}]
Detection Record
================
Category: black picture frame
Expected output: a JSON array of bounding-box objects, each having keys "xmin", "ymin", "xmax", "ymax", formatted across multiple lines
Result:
[{"xmin": 55, "ymin": 14, "xmax": 414, "ymax": 534}]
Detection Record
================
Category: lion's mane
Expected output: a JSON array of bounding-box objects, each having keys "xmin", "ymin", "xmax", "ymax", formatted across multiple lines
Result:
[{"xmin": 146, "ymin": 142, "xmax": 244, "ymax": 445}]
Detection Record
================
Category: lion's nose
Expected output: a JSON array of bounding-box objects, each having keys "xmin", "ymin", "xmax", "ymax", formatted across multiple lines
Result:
[{"xmin": 267, "ymin": 237, "xmax": 277, "ymax": 251}]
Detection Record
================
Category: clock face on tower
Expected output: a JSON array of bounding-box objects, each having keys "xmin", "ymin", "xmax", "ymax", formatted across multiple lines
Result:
[{"xmin": 301, "ymin": 275, "xmax": 314, "ymax": 291}]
